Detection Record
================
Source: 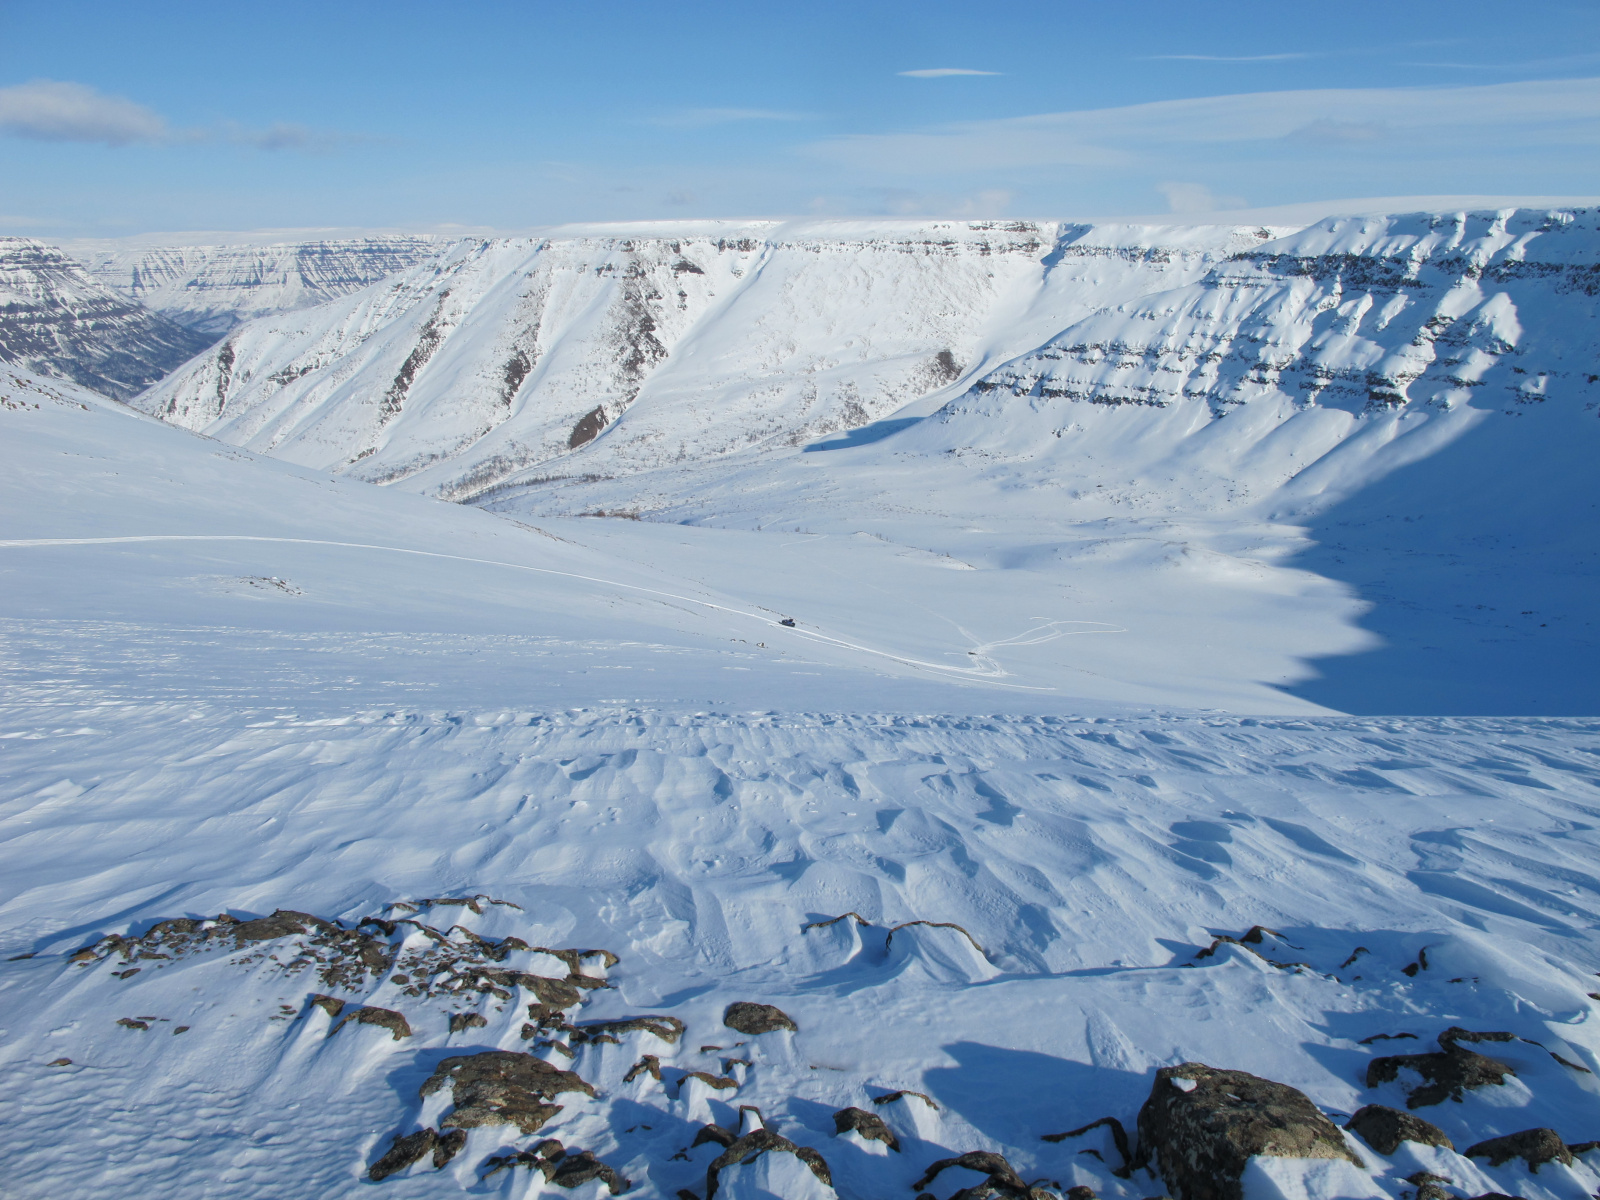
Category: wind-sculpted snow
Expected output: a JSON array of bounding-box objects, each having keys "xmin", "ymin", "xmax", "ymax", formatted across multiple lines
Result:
[
  {"xmin": 132, "ymin": 220, "xmax": 1280, "ymax": 500},
  {"xmin": 70, "ymin": 235, "xmax": 450, "ymax": 334},
  {"xmin": 2, "ymin": 703, "xmax": 1600, "ymax": 1200},
  {"xmin": 0, "ymin": 237, "xmax": 216, "ymax": 400}
]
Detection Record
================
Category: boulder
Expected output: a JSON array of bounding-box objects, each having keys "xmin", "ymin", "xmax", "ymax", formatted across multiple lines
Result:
[
  {"xmin": 421, "ymin": 1050, "xmax": 594, "ymax": 1134},
  {"xmin": 1136, "ymin": 1063, "xmax": 1363, "ymax": 1200},
  {"xmin": 1367, "ymin": 1032, "xmax": 1514, "ymax": 1108},
  {"xmin": 1464, "ymin": 1129, "xmax": 1573, "ymax": 1172},
  {"xmin": 1345, "ymin": 1106, "xmax": 1454, "ymax": 1155},
  {"xmin": 705, "ymin": 1128, "xmax": 831, "ymax": 1200},
  {"xmin": 329, "ymin": 1005, "xmax": 411, "ymax": 1040},
  {"xmin": 832, "ymin": 1106, "xmax": 899, "ymax": 1151},
  {"xmin": 369, "ymin": 1129, "xmax": 436, "ymax": 1181},
  {"xmin": 723, "ymin": 1001, "xmax": 797, "ymax": 1035}
]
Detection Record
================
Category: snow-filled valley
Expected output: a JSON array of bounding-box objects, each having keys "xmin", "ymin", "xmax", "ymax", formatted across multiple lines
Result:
[{"xmin": 3, "ymin": 205, "xmax": 1600, "ymax": 1200}]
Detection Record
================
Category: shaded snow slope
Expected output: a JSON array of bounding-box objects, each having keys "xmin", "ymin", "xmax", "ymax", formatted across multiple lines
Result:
[
  {"xmin": 0, "ymin": 237, "xmax": 216, "ymax": 400},
  {"xmin": 70, "ymin": 234, "xmax": 451, "ymax": 334},
  {"xmin": 133, "ymin": 220, "xmax": 1283, "ymax": 499}
]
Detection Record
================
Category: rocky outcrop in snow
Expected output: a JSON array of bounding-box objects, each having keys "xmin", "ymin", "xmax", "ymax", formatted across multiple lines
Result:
[{"xmin": 0, "ymin": 237, "xmax": 216, "ymax": 400}]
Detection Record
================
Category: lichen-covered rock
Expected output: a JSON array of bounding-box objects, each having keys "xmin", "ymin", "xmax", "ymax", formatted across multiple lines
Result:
[
  {"xmin": 421, "ymin": 1050, "xmax": 594, "ymax": 1134},
  {"xmin": 1136, "ymin": 1063, "xmax": 1363, "ymax": 1200},
  {"xmin": 911, "ymin": 1150, "xmax": 1044, "ymax": 1199},
  {"xmin": 330, "ymin": 1005, "xmax": 411, "ymax": 1040},
  {"xmin": 723, "ymin": 1001, "xmax": 797, "ymax": 1035},
  {"xmin": 1367, "ymin": 1031, "xmax": 1514, "ymax": 1108},
  {"xmin": 1464, "ymin": 1129, "xmax": 1573, "ymax": 1171},
  {"xmin": 546, "ymin": 1149, "xmax": 631, "ymax": 1194},
  {"xmin": 575, "ymin": 1015, "xmax": 685, "ymax": 1044},
  {"xmin": 369, "ymin": 1129, "xmax": 436, "ymax": 1181},
  {"xmin": 1345, "ymin": 1106, "xmax": 1454, "ymax": 1155},
  {"xmin": 705, "ymin": 1128, "xmax": 831, "ymax": 1200},
  {"xmin": 832, "ymin": 1106, "xmax": 899, "ymax": 1151},
  {"xmin": 449, "ymin": 1011, "xmax": 487, "ymax": 1032}
]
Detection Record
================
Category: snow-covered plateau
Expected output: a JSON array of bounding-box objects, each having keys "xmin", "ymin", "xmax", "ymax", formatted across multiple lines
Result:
[{"xmin": 2, "ymin": 205, "xmax": 1599, "ymax": 1200}]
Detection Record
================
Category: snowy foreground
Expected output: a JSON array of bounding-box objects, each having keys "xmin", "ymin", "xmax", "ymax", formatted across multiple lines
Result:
[{"xmin": 3, "ymin": 358, "xmax": 1600, "ymax": 1200}]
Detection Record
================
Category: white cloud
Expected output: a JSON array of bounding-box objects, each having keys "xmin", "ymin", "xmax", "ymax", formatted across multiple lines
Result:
[
  {"xmin": 1157, "ymin": 182, "xmax": 1246, "ymax": 213},
  {"xmin": 0, "ymin": 80, "xmax": 167, "ymax": 146},
  {"xmin": 807, "ymin": 77, "xmax": 1600, "ymax": 175},
  {"xmin": 651, "ymin": 108, "xmax": 813, "ymax": 129},
  {"xmin": 898, "ymin": 68, "xmax": 1001, "ymax": 78}
]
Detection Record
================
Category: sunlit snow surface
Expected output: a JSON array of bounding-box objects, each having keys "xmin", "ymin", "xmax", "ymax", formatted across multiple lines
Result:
[{"xmin": 3, "ymin": 369, "xmax": 1600, "ymax": 1199}]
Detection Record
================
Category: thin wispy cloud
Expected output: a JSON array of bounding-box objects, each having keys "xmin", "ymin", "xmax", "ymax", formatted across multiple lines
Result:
[
  {"xmin": 0, "ymin": 78, "xmax": 357, "ymax": 152},
  {"xmin": 898, "ymin": 68, "xmax": 1001, "ymax": 78},
  {"xmin": 1145, "ymin": 53, "xmax": 1310, "ymax": 62},
  {"xmin": 807, "ymin": 77, "xmax": 1600, "ymax": 174},
  {"xmin": 651, "ymin": 108, "xmax": 813, "ymax": 129},
  {"xmin": 0, "ymin": 80, "xmax": 168, "ymax": 146}
]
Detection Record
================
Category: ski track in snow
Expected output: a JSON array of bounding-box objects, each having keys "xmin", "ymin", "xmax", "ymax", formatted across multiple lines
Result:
[{"xmin": 0, "ymin": 535, "xmax": 1126, "ymax": 685}]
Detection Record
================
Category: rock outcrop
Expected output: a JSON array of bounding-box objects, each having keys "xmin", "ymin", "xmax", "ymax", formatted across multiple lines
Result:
[
  {"xmin": 1366, "ymin": 1030, "xmax": 1515, "ymax": 1108},
  {"xmin": 1136, "ymin": 1064, "xmax": 1362, "ymax": 1200},
  {"xmin": 1345, "ymin": 1105, "xmax": 1454, "ymax": 1155},
  {"xmin": 420, "ymin": 1050, "xmax": 594, "ymax": 1134},
  {"xmin": 723, "ymin": 1002, "xmax": 797, "ymax": 1035}
]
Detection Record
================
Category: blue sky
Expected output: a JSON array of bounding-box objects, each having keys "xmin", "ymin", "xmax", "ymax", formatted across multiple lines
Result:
[{"xmin": 3, "ymin": 0, "xmax": 1599, "ymax": 236}]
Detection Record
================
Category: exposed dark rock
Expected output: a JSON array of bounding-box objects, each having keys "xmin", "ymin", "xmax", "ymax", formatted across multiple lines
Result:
[
  {"xmin": 624, "ymin": 1056, "xmax": 662, "ymax": 1083},
  {"xmin": 1066, "ymin": 1188, "xmax": 1096, "ymax": 1200},
  {"xmin": 570, "ymin": 406, "xmax": 609, "ymax": 449},
  {"xmin": 801, "ymin": 912, "xmax": 872, "ymax": 931},
  {"xmin": 832, "ymin": 1106, "xmax": 899, "ymax": 1151},
  {"xmin": 1359, "ymin": 1033, "xmax": 1418, "ymax": 1045},
  {"xmin": 575, "ymin": 1015, "xmax": 685, "ymax": 1044},
  {"xmin": 433, "ymin": 1128, "xmax": 467, "ymax": 1168},
  {"xmin": 1043, "ymin": 1116, "xmax": 1134, "ymax": 1175},
  {"xmin": 1345, "ymin": 1106, "xmax": 1454, "ymax": 1155},
  {"xmin": 546, "ymin": 1149, "xmax": 631, "ymax": 1193},
  {"xmin": 872, "ymin": 1089, "xmax": 938, "ymax": 1109},
  {"xmin": 49, "ymin": 1058, "xmax": 71, "ymax": 1066},
  {"xmin": 116, "ymin": 1017, "xmax": 149, "ymax": 1030},
  {"xmin": 308, "ymin": 993, "xmax": 344, "ymax": 1019},
  {"xmin": 1464, "ymin": 1129, "xmax": 1573, "ymax": 1171},
  {"xmin": 723, "ymin": 1001, "xmax": 797, "ymax": 1035},
  {"xmin": 912, "ymin": 1151, "xmax": 1035, "ymax": 1197},
  {"xmin": 369, "ymin": 1129, "xmax": 437, "ymax": 1181},
  {"xmin": 693, "ymin": 1124, "xmax": 738, "ymax": 1149},
  {"xmin": 705, "ymin": 1128, "xmax": 831, "ymax": 1200},
  {"xmin": 422, "ymin": 1050, "xmax": 594, "ymax": 1134},
  {"xmin": 1405, "ymin": 1171, "xmax": 1454, "ymax": 1200},
  {"xmin": 1367, "ymin": 1030, "xmax": 1514, "ymax": 1108},
  {"xmin": 330, "ymin": 1005, "xmax": 411, "ymax": 1040},
  {"xmin": 1136, "ymin": 1063, "xmax": 1362, "ymax": 1200},
  {"xmin": 886, "ymin": 919, "xmax": 989, "ymax": 958},
  {"xmin": 449, "ymin": 1012, "xmax": 487, "ymax": 1032},
  {"xmin": 682, "ymin": 1071, "xmax": 739, "ymax": 1091}
]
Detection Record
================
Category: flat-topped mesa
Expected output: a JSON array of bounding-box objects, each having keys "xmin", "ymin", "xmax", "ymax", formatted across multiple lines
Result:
[{"xmin": 127, "ymin": 219, "xmax": 1278, "ymax": 502}]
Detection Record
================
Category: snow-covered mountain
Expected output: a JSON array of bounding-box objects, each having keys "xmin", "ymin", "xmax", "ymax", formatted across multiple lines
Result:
[
  {"xmin": 70, "ymin": 233, "xmax": 450, "ymax": 334},
  {"xmin": 133, "ymin": 219, "xmax": 1287, "ymax": 500},
  {"xmin": 0, "ymin": 237, "xmax": 217, "ymax": 400}
]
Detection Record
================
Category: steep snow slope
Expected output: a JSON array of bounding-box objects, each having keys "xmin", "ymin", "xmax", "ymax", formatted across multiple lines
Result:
[
  {"xmin": 0, "ymin": 237, "xmax": 216, "ymax": 400},
  {"xmin": 70, "ymin": 234, "xmax": 450, "ymax": 334},
  {"xmin": 133, "ymin": 220, "xmax": 1284, "ymax": 499}
]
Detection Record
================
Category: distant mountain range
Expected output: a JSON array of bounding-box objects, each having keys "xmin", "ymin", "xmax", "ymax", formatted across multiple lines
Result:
[
  {"xmin": 0, "ymin": 237, "xmax": 216, "ymax": 401},
  {"xmin": 67, "ymin": 234, "xmax": 448, "ymax": 334}
]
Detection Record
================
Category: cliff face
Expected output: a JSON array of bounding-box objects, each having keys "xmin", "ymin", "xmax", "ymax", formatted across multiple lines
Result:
[
  {"xmin": 70, "ymin": 235, "xmax": 449, "ymax": 334},
  {"xmin": 131, "ymin": 219, "xmax": 1277, "ymax": 499},
  {"xmin": 0, "ymin": 237, "xmax": 218, "ymax": 401}
]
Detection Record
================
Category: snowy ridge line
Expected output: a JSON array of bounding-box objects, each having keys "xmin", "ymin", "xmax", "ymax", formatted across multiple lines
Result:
[{"xmin": 0, "ymin": 534, "xmax": 1123, "ymax": 684}]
